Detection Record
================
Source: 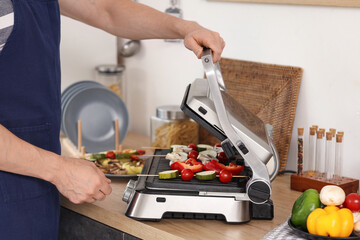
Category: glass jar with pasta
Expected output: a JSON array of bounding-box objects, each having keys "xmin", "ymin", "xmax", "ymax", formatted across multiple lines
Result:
[
  {"xmin": 94, "ymin": 64, "xmax": 126, "ymax": 103},
  {"xmin": 151, "ymin": 105, "xmax": 198, "ymax": 148}
]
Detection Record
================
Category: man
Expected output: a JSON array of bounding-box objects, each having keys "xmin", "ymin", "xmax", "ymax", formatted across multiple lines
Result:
[{"xmin": 0, "ymin": 0, "xmax": 225, "ymax": 239}]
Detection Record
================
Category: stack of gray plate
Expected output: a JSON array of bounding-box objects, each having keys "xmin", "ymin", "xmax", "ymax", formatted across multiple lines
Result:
[{"xmin": 61, "ymin": 81, "xmax": 129, "ymax": 153}]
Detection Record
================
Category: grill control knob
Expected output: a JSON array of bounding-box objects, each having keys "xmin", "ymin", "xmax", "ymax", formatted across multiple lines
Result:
[
  {"xmin": 122, "ymin": 180, "xmax": 137, "ymax": 203},
  {"xmin": 247, "ymin": 180, "xmax": 271, "ymax": 204}
]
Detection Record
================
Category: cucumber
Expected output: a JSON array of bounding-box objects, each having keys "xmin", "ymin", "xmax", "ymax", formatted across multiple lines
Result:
[
  {"xmin": 196, "ymin": 171, "xmax": 216, "ymax": 180},
  {"xmin": 199, "ymin": 149, "xmax": 217, "ymax": 158},
  {"xmin": 90, "ymin": 153, "xmax": 106, "ymax": 160},
  {"xmin": 158, "ymin": 170, "xmax": 179, "ymax": 179},
  {"xmin": 197, "ymin": 144, "xmax": 214, "ymax": 152}
]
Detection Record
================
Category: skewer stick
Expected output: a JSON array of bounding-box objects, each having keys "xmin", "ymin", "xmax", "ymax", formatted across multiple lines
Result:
[
  {"xmin": 118, "ymin": 144, "xmax": 123, "ymax": 152},
  {"xmin": 114, "ymin": 119, "xmax": 119, "ymax": 151},
  {"xmin": 77, "ymin": 120, "xmax": 82, "ymax": 152},
  {"xmin": 81, "ymin": 146, "xmax": 85, "ymax": 158}
]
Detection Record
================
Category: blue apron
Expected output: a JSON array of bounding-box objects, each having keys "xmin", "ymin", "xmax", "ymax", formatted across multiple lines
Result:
[{"xmin": 0, "ymin": 0, "xmax": 61, "ymax": 238}]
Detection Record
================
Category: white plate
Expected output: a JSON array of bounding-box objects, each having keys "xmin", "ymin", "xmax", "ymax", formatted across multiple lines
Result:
[{"xmin": 63, "ymin": 87, "xmax": 129, "ymax": 153}]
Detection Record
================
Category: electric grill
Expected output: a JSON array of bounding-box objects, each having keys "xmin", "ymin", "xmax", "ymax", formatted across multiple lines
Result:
[{"xmin": 122, "ymin": 49, "xmax": 279, "ymax": 223}]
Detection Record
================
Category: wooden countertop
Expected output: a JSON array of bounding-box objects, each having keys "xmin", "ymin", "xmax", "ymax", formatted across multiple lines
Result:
[{"xmin": 60, "ymin": 132, "xmax": 302, "ymax": 240}]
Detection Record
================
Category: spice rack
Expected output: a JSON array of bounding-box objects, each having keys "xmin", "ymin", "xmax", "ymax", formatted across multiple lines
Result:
[
  {"xmin": 291, "ymin": 126, "xmax": 359, "ymax": 195},
  {"xmin": 290, "ymin": 173, "xmax": 359, "ymax": 195}
]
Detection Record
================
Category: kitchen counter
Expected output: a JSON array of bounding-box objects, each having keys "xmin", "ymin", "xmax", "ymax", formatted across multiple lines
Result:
[{"xmin": 60, "ymin": 132, "xmax": 302, "ymax": 240}]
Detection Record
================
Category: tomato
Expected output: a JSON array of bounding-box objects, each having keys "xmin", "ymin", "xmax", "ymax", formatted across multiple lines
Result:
[
  {"xmin": 188, "ymin": 144, "xmax": 197, "ymax": 151},
  {"xmin": 188, "ymin": 150, "xmax": 199, "ymax": 159},
  {"xmin": 219, "ymin": 169, "xmax": 232, "ymax": 183},
  {"xmin": 217, "ymin": 152, "xmax": 229, "ymax": 164},
  {"xmin": 106, "ymin": 151, "xmax": 116, "ymax": 159},
  {"xmin": 181, "ymin": 169, "xmax": 194, "ymax": 181},
  {"xmin": 130, "ymin": 155, "xmax": 141, "ymax": 161},
  {"xmin": 214, "ymin": 143, "xmax": 222, "ymax": 147},
  {"xmin": 344, "ymin": 193, "xmax": 360, "ymax": 212},
  {"xmin": 137, "ymin": 149, "xmax": 146, "ymax": 155},
  {"xmin": 225, "ymin": 163, "xmax": 244, "ymax": 175}
]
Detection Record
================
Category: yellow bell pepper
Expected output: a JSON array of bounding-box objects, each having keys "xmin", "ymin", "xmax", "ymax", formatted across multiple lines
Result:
[{"xmin": 307, "ymin": 206, "xmax": 353, "ymax": 237}]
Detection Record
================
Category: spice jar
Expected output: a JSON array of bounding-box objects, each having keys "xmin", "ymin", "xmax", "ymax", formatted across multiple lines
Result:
[
  {"xmin": 95, "ymin": 64, "xmax": 126, "ymax": 102},
  {"xmin": 151, "ymin": 105, "xmax": 198, "ymax": 148}
]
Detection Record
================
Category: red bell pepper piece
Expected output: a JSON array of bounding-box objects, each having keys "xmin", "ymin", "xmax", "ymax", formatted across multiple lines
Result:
[
  {"xmin": 170, "ymin": 158, "xmax": 203, "ymax": 173},
  {"xmin": 225, "ymin": 162, "xmax": 244, "ymax": 175},
  {"xmin": 170, "ymin": 162, "xmax": 184, "ymax": 172},
  {"xmin": 204, "ymin": 160, "xmax": 225, "ymax": 174}
]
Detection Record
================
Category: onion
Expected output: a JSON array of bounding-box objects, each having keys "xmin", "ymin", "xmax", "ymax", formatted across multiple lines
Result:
[{"xmin": 319, "ymin": 185, "xmax": 346, "ymax": 206}]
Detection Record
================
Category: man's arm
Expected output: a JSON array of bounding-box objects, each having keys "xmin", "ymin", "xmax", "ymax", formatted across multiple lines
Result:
[
  {"xmin": 0, "ymin": 124, "xmax": 112, "ymax": 204},
  {"xmin": 59, "ymin": 0, "xmax": 225, "ymax": 62}
]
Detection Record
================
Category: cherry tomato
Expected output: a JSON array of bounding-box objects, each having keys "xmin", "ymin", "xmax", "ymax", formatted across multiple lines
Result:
[
  {"xmin": 217, "ymin": 152, "xmax": 229, "ymax": 164},
  {"xmin": 344, "ymin": 193, "xmax": 360, "ymax": 212},
  {"xmin": 106, "ymin": 151, "xmax": 116, "ymax": 159},
  {"xmin": 181, "ymin": 169, "xmax": 194, "ymax": 181},
  {"xmin": 219, "ymin": 169, "xmax": 232, "ymax": 183},
  {"xmin": 130, "ymin": 155, "xmax": 141, "ymax": 161},
  {"xmin": 137, "ymin": 149, "xmax": 146, "ymax": 155},
  {"xmin": 214, "ymin": 143, "xmax": 222, "ymax": 147},
  {"xmin": 188, "ymin": 144, "xmax": 197, "ymax": 151},
  {"xmin": 188, "ymin": 150, "xmax": 199, "ymax": 159}
]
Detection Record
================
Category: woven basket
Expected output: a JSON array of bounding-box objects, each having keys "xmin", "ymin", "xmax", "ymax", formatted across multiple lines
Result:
[{"xmin": 199, "ymin": 58, "xmax": 303, "ymax": 172}]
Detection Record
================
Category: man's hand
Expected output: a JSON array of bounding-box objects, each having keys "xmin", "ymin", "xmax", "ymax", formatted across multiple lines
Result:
[
  {"xmin": 53, "ymin": 157, "xmax": 112, "ymax": 204},
  {"xmin": 184, "ymin": 28, "xmax": 225, "ymax": 63}
]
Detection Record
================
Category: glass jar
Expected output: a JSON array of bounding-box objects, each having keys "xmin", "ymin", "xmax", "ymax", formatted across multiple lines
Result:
[
  {"xmin": 94, "ymin": 64, "xmax": 126, "ymax": 103},
  {"xmin": 151, "ymin": 105, "xmax": 198, "ymax": 148}
]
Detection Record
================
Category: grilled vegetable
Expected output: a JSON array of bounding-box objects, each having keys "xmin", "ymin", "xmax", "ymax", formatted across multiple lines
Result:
[
  {"xmin": 219, "ymin": 169, "xmax": 232, "ymax": 183},
  {"xmin": 199, "ymin": 149, "xmax": 217, "ymax": 158},
  {"xmin": 159, "ymin": 170, "xmax": 179, "ymax": 179},
  {"xmin": 197, "ymin": 144, "xmax": 213, "ymax": 152},
  {"xmin": 170, "ymin": 145, "xmax": 192, "ymax": 153},
  {"xmin": 170, "ymin": 158, "xmax": 203, "ymax": 173},
  {"xmin": 224, "ymin": 162, "xmax": 244, "ymax": 175},
  {"xmin": 204, "ymin": 160, "xmax": 224, "ymax": 174},
  {"xmin": 195, "ymin": 171, "xmax": 216, "ymax": 181},
  {"xmin": 166, "ymin": 152, "xmax": 188, "ymax": 165},
  {"xmin": 181, "ymin": 169, "xmax": 194, "ymax": 181}
]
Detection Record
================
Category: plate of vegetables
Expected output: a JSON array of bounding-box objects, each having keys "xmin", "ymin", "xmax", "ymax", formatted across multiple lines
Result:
[
  {"xmin": 84, "ymin": 149, "xmax": 146, "ymax": 177},
  {"xmin": 157, "ymin": 143, "xmax": 246, "ymax": 183},
  {"xmin": 289, "ymin": 185, "xmax": 360, "ymax": 239}
]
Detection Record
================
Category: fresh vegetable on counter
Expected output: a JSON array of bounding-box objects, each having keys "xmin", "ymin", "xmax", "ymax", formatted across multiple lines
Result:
[
  {"xmin": 319, "ymin": 185, "xmax": 346, "ymax": 206},
  {"xmin": 344, "ymin": 193, "xmax": 360, "ymax": 212},
  {"xmin": 307, "ymin": 206, "xmax": 354, "ymax": 238},
  {"xmin": 291, "ymin": 189, "xmax": 321, "ymax": 231}
]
